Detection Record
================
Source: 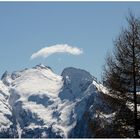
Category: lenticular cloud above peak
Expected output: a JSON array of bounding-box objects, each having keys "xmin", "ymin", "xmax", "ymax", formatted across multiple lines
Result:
[{"xmin": 30, "ymin": 44, "xmax": 83, "ymax": 59}]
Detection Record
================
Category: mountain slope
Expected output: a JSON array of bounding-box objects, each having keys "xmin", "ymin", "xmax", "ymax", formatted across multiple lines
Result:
[
  {"xmin": 0, "ymin": 65, "xmax": 134, "ymax": 138},
  {"xmin": 0, "ymin": 81, "xmax": 16, "ymax": 138}
]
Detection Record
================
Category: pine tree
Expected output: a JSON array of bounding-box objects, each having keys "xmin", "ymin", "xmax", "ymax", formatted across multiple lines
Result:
[{"xmin": 103, "ymin": 12, "xmax": 140, "ymax": 137}]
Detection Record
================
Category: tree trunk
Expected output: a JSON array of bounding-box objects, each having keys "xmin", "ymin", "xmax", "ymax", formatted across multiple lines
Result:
[{"xmin": 132, "ymin": 40, "xmax": 139, "ymax": 138}]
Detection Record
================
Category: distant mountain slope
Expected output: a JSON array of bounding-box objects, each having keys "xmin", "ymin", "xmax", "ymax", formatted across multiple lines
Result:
[{"xmin": 0, "ymin": 65, "xmax": 134, "ymax": 138}]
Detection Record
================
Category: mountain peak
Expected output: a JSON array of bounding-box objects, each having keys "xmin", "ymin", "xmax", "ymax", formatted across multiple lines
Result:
[
  {"xmin": 1, "ymin": 70, "xmax": 12, "ymax": 86},
  {"xmin": 61, "ymin": 67, "xmax": 93, "ymax": 82},
  {"xmin": 1, "ymin": 70, "xmax": 9, "ymax": 80},
  {"xmin": 34, "ymin": 63, "xmax": 53, "ymax": 71}
]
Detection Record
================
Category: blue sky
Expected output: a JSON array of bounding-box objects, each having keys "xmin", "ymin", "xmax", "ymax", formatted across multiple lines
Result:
[{"xmin": 1, "ymin": 2, "xmax": 140, "ymax": 81}]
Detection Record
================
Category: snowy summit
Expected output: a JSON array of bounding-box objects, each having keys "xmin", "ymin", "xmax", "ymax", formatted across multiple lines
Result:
[{"xmin": 0, "ymin": 64, "xmax": 134, "ymax": 138}]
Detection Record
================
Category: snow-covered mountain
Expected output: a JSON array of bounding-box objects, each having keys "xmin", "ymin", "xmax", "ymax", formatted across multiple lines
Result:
[{"xmin": 0, "ymin": 64, "xmax": 134, "ymax": 138}]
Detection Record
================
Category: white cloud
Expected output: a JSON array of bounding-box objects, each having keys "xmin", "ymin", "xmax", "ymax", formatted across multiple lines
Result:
[{"xmin": 31, "ymin": 44, "xmax": 83, "ymax": 59}]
